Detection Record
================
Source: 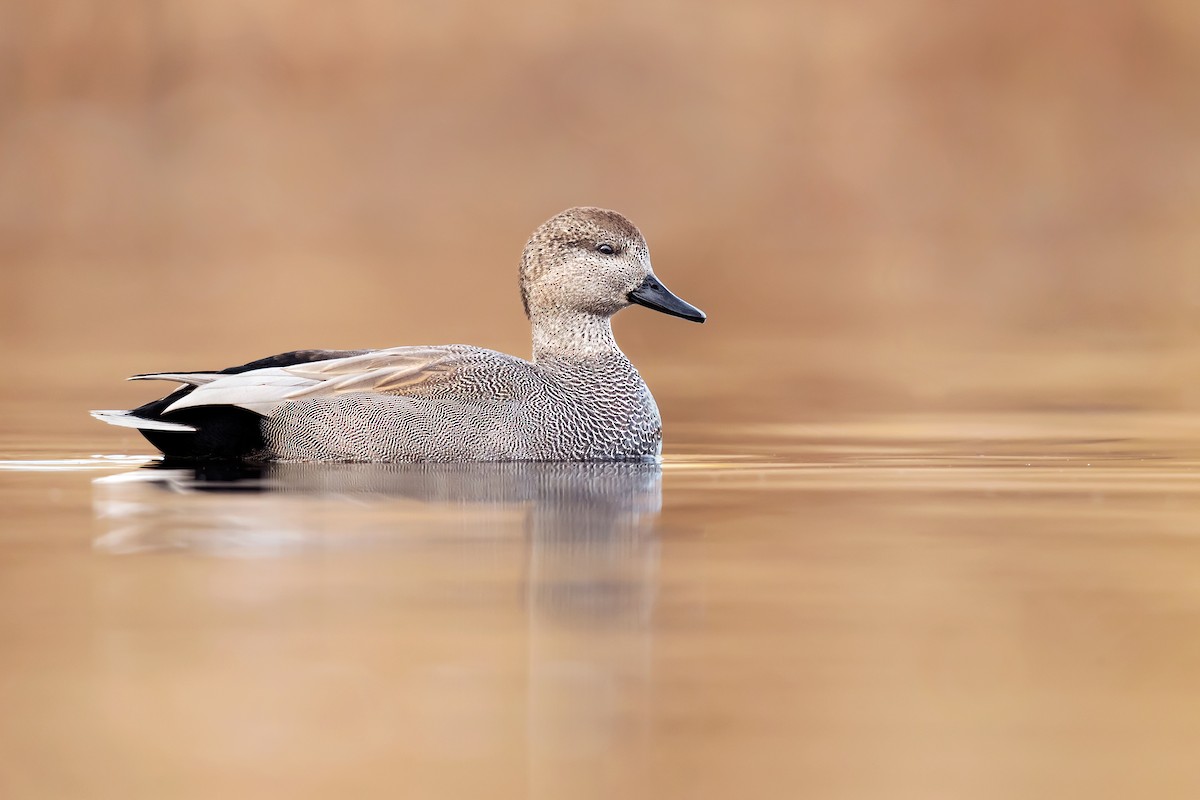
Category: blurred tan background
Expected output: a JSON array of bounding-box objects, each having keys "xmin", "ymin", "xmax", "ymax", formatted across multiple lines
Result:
[{"xmin": 2, "ymin": 0, "xmax": 1199, "ymax": 432}]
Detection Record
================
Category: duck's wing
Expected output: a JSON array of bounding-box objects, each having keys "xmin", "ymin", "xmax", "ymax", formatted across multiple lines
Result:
[{"xmin": 160, "ymin": 345, "xmax": 504, "ymax": 416}]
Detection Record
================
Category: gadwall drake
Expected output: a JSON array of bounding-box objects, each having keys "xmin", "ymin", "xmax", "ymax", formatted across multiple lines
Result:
[{"xmin": 92, "ymin": 207, "xmax": 705, "ymax": 462}]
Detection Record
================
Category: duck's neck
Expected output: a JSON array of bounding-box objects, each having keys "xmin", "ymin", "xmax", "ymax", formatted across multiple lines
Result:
[{"xmin": 531, "ymin": 311, "xmax": 625, "ymax": 364}]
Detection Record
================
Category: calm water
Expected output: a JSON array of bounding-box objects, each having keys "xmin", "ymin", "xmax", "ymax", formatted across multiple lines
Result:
[{"xmin": 3, "ymin": 413, "xmax": 1200, "ymax": 798}]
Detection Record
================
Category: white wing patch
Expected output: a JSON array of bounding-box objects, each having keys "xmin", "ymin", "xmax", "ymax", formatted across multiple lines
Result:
[{"xmin": 163, "ymin": 368, "xmax": 319, "ymax": 415}]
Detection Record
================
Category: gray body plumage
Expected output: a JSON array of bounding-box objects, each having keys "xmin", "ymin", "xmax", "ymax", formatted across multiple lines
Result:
[
  {"xmin": 261, "ymin": 346, "xmax": 662, "ymax": 462},
  {"xmin": 91, "ymin": 207, "xmax": 705, "ymax": 463}
]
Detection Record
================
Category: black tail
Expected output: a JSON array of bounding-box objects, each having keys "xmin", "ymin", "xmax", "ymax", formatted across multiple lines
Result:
[{"xmin": 129, "ymin": 388, "xmax": 268, "ymax": 460}]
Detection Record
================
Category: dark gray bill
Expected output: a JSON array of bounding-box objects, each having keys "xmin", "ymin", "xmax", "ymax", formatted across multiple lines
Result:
[{"xmin": 627, "ymin": 275, "xmax": 706, "ymax": 323}]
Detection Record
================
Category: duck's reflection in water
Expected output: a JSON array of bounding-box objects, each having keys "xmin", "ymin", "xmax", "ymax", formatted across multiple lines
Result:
[
  {"xmin": 93, "ymin": 459, "xmax": 662, "ymax": 622},
  {"xmin": 92, "ymin": 461, "xmax": 663, "ymax": 787}
]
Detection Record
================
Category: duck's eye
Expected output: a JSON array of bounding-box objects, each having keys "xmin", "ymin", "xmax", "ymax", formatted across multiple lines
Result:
[{"xmin": 596, "ymin": 243, "xmax": 616, "ymax": 255}]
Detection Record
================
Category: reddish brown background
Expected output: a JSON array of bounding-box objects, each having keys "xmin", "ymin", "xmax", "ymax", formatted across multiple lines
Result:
[{"xmin": 2, "ymin": 1, "xmax": 1199, "ymax": 430}]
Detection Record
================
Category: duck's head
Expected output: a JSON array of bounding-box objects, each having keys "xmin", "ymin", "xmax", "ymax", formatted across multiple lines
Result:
[{"xmin": 520, "ymin": 207, "xmax": 706, "ymax": 323}]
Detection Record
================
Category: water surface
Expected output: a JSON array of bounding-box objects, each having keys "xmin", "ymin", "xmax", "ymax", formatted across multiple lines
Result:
[{"xmin": 3, "ymin": 413, "xmax": 1200, "ymax": 799}]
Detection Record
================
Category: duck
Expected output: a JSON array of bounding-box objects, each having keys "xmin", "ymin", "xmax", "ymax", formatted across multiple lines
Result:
[{"xmin": 91, "ymin": 207, "xmax": 706, "ymax": 462}]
